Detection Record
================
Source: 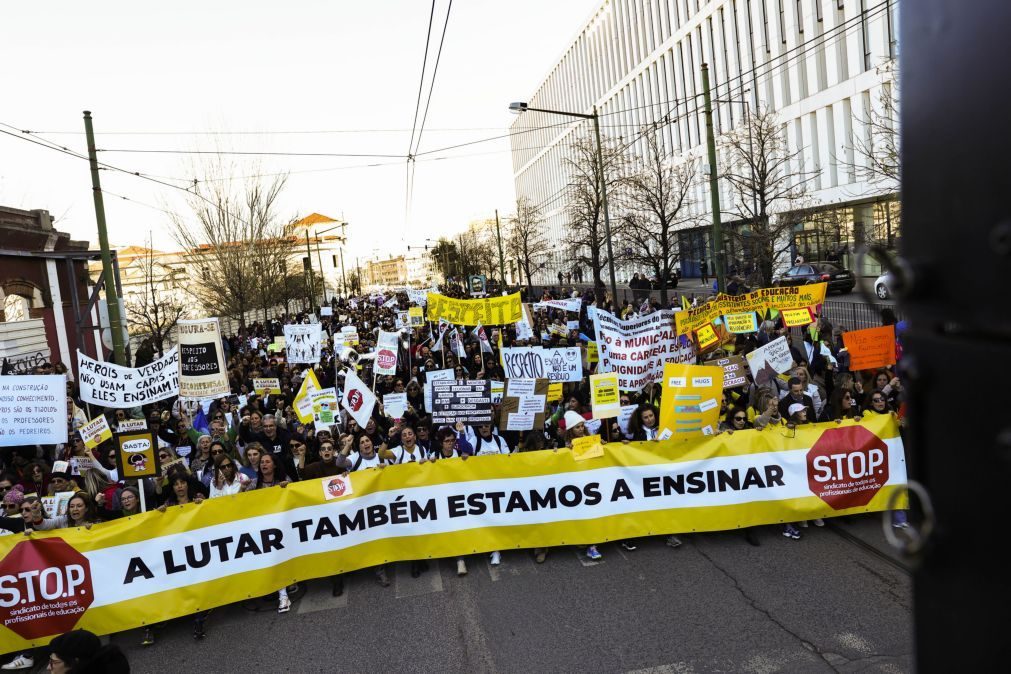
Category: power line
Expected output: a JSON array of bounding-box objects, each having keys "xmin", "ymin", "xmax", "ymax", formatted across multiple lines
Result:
[
  {"xmin": 96, "ymin": 147, "xmax": 407, "ymax": 159},
  {"xmin": 406, "ymin": 0, "xmax": 438, "ymax": 161},
  {"xmin": 412, "ymin": 0, "xmax": 453, "ymax": 157},
  {"xmin": 22, "ymin": 126, "xmax": 522, "ymax": 135}
]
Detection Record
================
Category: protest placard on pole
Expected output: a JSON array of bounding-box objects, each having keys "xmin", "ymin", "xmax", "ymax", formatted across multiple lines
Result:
[
  {"xmin": 501, "ymin": 347, "xmax": 582, "ymax": 382},
  {"xmin": 79, "ymin": 415, "xmax": 112, "ymax": 449},
  {"xmin": 114, "ymin": 431, "xmax": 160, "ymax": 480},
  {"xmin": 408, "ymin": 306, "xmax": 425, "ymax": 327},
  {"xmin": 593, "ymin": 309, "xmax": 693, "ymax": 391},
  {"xmin": 424, "ymin": 368, "xmax": 455, "ymax": 412},
  {"xmin": 533, "ymin": 298, "xmax": 582, "ymax": 313},
  {"xmin": 340, "ymin": 369, "xmax": 377, "ymax": 428},
  {"xmin": 118, "ymin": 419, "xmax": 148, "ymax": 433},
  {"xmin": 284, "ymin": 324, "xmax": 322, "ymax": 364},
  {"xmin": 695, "ymin": 324, "xmax": 720, "ymax": 351},
  {"xmin": 781, "ymin": 307, "xmax": 814, "ymax": 327},
  {"xmin": 842, "ymin": 325, "xmax": 897, "ymax": 371},
  {"xmin": 589, "ymin": 372, "xmax": 621, "ymax": 419},
  {"xmin": 490, "ymin": 380, "xmax": 504, "ymax": 404},
  {"xmin": 724, "ymin": 312, "xmax": 759, "ymax": 334},
  {"xmin": 310, "ymin": 387, "xmax": 339, "ymax": 425},
  {"xmin": 705, "ymin": 356, "xmax": 749, "ymax": 389},
  {"xmin": 0, "ymin": 375, "xmax": 67, "ymax": 447},
  {"xmin": 498, "ymin": 379, "xmax": 549, "ymax": 429},
  {"xmin": 382, "ymin": 392, "xmax": 408, "ymax": 420},
  {"xmin": 293, "ymin": 369, "xmax": 322, "ymax": 424},
  {"xmin": 431, "ymin": 380, "xmax": 492, "ymax": 425},
  {"xmin": 252, "ymin": 378, "xmax": 281, "ymax": 395},
  {"xmin": 745, "ymin": 336, "xmax": 795, "ymax": 387},
  {"xmin": 77, "ymin": 348, "xmax": 179, "ymax": 408},
  {"xmin": 373, "ymin": 331, "xmax": 400, "ymax": 376},
  {"xmin": 177, "ymin": 319, "xmax": 229, "ymax": 398},
  {"xmin": 657, "ymin": 362, "xmax": 724, "ymax": 440}
]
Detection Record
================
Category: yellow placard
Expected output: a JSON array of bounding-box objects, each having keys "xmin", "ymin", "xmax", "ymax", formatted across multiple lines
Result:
[
  {"xmin": 547, "ymin": 381, "xmax": 564, "ymax": 401},
  {"xmin": 273, "ymin": 336, "xmax": 286, "ymax": 348},
  {"xmin": 408, "ymin": 306, "xmax": 425, "ymax": 326},
  {"xmin": 79, "ymin": 415, "xmax": 112, "ymax": 449},
  {"xmin": 657, "ymin": 362, "xmax": 724, "ymax": 441},
  {"xmin": 570, "ymin": 434, "xmax": 605, "ymax": 461},
  {"xmin": 724, "ymin": 312, "xmax": 758, "ymax": 334},
  {"xmin": 426, "ymin": 292, "xmax": 522, "ymax": 326},
  {"xmin": 781, "ymin": 307, "xmax": 814, "ymax": 327},
  {"xmin": 293, "ymin": 369, "xmax": 322, "ymax": 424},
  {"xmin": 675, "ymin": 283, "xmax": 827, "ymax": 334},
  {"xmin": 696, "ymin": 323, "xmax": 720, "ymax": 351},
  {"xmin": 252, "ymin": 377, "xmax": 282, "ymax": 394},
  {"xmin": 589, "ymin": 372, "xmax": 620, "ymax": 419},
  {"xmin": 586, "ymin": 341, "xmax": 599, "ymax": 364}
]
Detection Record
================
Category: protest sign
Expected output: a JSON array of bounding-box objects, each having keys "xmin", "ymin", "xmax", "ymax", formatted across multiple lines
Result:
[
  {"xmin": 79, "ymin": 416, "xmax": 112, "ymax": 450},
  {"xmin": 781, "ymin": 307, "xmax": 814, "ymax": 327},
  {"xmin": 724, "ymin": 312, "xmax": 758, "ymax": 334},
  {"xmin": 617, "ymin": 404, "xmax": 638, "ymax": 437},
  {"xmin": 426, "ymin": 292, "xmax": 522, "ymax": 326},
  {"xmin": 293, "ymin": 369, "xmax": 322, "ymax": 424},
  {"xmin": 566, "ymin": 320, "xmax": 580, "ymax": 331},
  {"xmin": 340, "ymin": 369, "xmax": 376, "ymax": 428},
  {"xmin": 547, "ymin": 381, "xmax": 563, "ymax": 402},
  {"xmin": 675, "ymin": 283, "xmax": 828, "ymax": 334},
  {"xmin": 0, "ymin": 375, "xmax": 67, "ymax": 447},
  {"xmin": 518, "ymin": 394, "xmax": 546, "ymax": 414},
  {"xmin": 41, "ymin": 491, "xmax": 73, "ymax": 519},
  {"xmin": 501, "ymin": 347, "xmax": 582, "ymax": 382},
  {"xmin": 77, "ymin": 348, "xmax": 179, "ymax": 408},
  {"xmin": 745, "ymin": 336, "xmax": 795, "ymax": 387},
  {"xmin": 373, "ymin": 331, "xmax": 400, "ymax": 376},
  {"xmin": 843, "ymin": 325, "xmax": 897, "ymax": 371},
  {"xmin": 696, "ymin": 323, "xmax": 720, "ymax": 351},
  {"xmin": 506, "ymin": 378, "xmax": 536, "ymax": 398},
  {"xmin": 178, "ymin": 319, "xmax": 228, "ymax": 398},
  {"xmin": 115, "ymin": 431, "xmax": 159, "ymax": 480},
  {"xmin": 382, "ymin": 392, "xmax": 408, "ymax": 420},
  {"xmin": 657, "ymin": 363, "xmax": 724, "ymax": 440},
  {"xmin": 70, "ymin": 456, "xmax": 97, "ymax": 476},
  {"xmin": 118, "ymin": 419, "xmax": 147, "ymax": 432},
  {"xmin": 505, "ymin": 412, "xmax": 536, "ymax": 431},
  {"xmin": 571, "ymin": 435, "xmax": 604, "ymax": 461},
  {"xmin": 310, "ymin": 387, "xmax": 339, "ymax": 425},
  {"xmin": 586, "ymin": 341, "xmax": 599, "ymax": 364},
  {"xmin": 499, "ymin": 379, "xmax": 549, "ymax": 429},
  {"xmin": 431, "ymin": 379, "xmax": 492, "ymax": 425},
  {"xmin": 320, "ymin": 307, "xmax": 333, "ymax": 317},
  {"xmin": 533, "ymin": 298, "xmax": 582, "ymax": 313},
  {"xmin": 396, "ymin": 312, "xmax": 409, "ymax": 330},
  {"xmin": 589, "ymin": 372, "xmax": 621, "ymax": 419},
  {"xmin": 0, "ymin": 415, "xmax": 907, "ymax": 652},
  {"xmin": 406, "ymin": 289, "xmax": 428, "ymax": 306},
  {"xmin": 252, "ymin": 378, "xmax": 281, "ymax": 395},
  {"xmin": 705, "ymin": 356, "xmax": 749, "ymax": 389},
  {"xmin": 424, "ymin": 368, "xmax": 455, "ymax": 412},
  {"xmin": 490, "ymin": 380, "xmax": 504, "ymax": 404},
  {"xmin": 408, "ymin": 306, "xmax": 425, "ymax": 327},
  {"xmin": 594, "ymin": 309, "xmax": 694, "ymax": 390},
  {"xmin": 284, "ymin": 324, "xmax": 322, "ymax": 364}
]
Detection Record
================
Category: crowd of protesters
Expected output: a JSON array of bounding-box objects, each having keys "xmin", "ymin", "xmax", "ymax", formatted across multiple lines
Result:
[{"xmin": 0, "ymin": 280, "xmax": 907, "ymax": 667}]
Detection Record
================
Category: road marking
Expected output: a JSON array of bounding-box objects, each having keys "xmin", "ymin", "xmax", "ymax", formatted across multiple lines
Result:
[
  {"xmin": 296, "ymin": 580, "xmax": 348, "ymax": 614},
  {"xmin": 624, "ymin": 663, "xmax": 695, "ymax": 674},
  {"xmin": 395, "ymin": 561, "xmax": 444, "ymax": 599}
]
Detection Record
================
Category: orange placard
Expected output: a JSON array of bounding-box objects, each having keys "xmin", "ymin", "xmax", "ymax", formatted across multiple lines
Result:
[
  {"xmin": 843, "ymin": 325, "xmax": 896, "ymax": 371},
  {"xmin": 781, "ymin": 307, "xmax": 814, "ymax": 327}
]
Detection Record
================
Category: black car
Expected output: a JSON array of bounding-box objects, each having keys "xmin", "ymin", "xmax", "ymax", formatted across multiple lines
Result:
[{"xmin": 774, "ymin": 262, "xmax": 855, "ymax": 294}]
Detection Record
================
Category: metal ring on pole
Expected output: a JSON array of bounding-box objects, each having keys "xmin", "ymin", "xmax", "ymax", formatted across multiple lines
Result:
[{"xmin": 881, "ymin": 479, "xmax": 935, "ymax": 558}]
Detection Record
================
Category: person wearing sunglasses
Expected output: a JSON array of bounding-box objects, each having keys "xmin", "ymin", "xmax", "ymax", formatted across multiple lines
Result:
[
  {"xmin": 720, "ymin": 407, "xmax": 752, "ymax": 433},
  {"xmin": 864, "ymin": 389, "xmax": 895, "ymax": 416},
  {"xmin": 208, "ymin": 453, "xmax": 251, "ymax": 498}
]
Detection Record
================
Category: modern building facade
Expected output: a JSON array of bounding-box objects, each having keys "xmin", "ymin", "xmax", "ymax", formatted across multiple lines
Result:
[
  {"xmin": 365, "ymin": 255, "xmax": 408, "ymax": 288},
  {"xmin": 510, "ymin": 0, "xmax": 899, "ymax": 284}
]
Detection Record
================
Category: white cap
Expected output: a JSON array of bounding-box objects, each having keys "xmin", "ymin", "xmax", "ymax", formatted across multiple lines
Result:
[
  {"xmin": 787, "ymin": 403, "xmax": 807, "ymax": 416},
  {"xmin": 563, "ymin": 411, "xmax": 586, "ymax": 430}
]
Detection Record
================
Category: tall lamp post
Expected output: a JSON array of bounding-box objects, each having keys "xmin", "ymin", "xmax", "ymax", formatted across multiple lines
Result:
[
  {"xmin": 312, "ymin": 223, "xmax": 348, "ymax": 304},
  {"xmin": 508, "ymin": 101, "xmax": 618, "ymax": 305}
]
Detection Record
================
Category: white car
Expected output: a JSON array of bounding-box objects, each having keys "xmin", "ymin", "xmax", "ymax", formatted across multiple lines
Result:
[{"xmin": 874, "ymin": 271, "xmax": 893, "ymax": 300}]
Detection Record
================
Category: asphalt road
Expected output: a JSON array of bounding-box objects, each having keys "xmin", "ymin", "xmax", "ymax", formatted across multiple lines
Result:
[{"xmin": 113, "ymin": 515, "xmax": 913, "ymax": 673}]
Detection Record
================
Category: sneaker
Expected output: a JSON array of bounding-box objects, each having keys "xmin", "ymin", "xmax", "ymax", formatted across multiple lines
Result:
[
  {"xmin": 457, "ymin": 559, "xmax": 468, "ymax": 576},
  {"xmin": 783, "ymin": 525, "xmax": 802, "ymax": 540},
  {"xmin": 375, "ymin": 567, "xmax": 390, "ymax": 587},
  {"xmin": 193, "ymin": 619, "xmax": 206, "ymax": 640},
  {"xmin": 800, "ymin": 520, "xmax": 809, "ymax": 528},
  {"xmin": 813, "ymin": 518, "xmax": 825, "ymax": 527},
  {"xmin": 665, "ymin": 535, "xmax": 682, "ymax": 548},
  {"xmin": 586, "ymin": 545, "xmax": 603, "ymax": 561},
  {"xmin": 892, "ymin": 521, "xmax": 909, "ymax": 529},
  {"xmin": 620, "ymin": 540, "xmax": 637, "ymax": 551},
  {"xmin": 277, "ymin": 596, "xmax": 291, "ymax": 613},
  {"xmin": 534, "ymin": 549, "xmax": 546, "ymax": 564},
  {"xmin": 489, "ymin": 551, "xmax": 501, "ymax": 566},
  {"xmin": 1, "ymin": 655, "xmax": 33, "ymax": 670},
  {"xmin": 141, "ymin": 627, "xmax": 155, "ymax": 646}
]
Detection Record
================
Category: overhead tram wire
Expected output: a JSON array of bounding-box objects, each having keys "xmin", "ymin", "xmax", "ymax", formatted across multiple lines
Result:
[
  {"xmin": 405, "ymin": 0, "xmax": 438, "ymax": 227},
  {"xmin": 411, "ymin": 0, "xmax": 453, "ymax": 159}
]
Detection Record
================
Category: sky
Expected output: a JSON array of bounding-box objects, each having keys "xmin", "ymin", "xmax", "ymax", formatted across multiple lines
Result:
[{"xmin": 0, "ymin": 0, "xmax": 599, "ymax": 264}]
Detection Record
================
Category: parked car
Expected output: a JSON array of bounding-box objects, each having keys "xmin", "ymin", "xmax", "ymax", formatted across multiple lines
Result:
[
  {"xmin": 774, "ymin": 262, "xmax": 856, "ymax": 294},
  {"xmin": 874, "ymin": 271, "xmax": 893, "ymax": 299}
]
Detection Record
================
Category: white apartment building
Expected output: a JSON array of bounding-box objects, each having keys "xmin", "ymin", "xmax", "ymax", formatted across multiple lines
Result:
[{"xmin": 510, "ymin": 0, "xmax": 899, "ymax": 284}]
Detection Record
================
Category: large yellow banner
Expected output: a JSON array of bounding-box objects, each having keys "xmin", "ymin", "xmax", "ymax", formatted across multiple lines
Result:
[
  {"xmin": 426, "ymin": 292, "xmax": 523, "ymax": 326},
  {"xmin": 0, "ymin": 415, "xmax": 905, "ymax": 651},
  {"xmin": 676, "ymin": 283, "xmax": 828, "ymax": 335}
]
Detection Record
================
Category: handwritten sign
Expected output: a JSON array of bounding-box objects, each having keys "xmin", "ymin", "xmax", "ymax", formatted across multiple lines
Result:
[
  {"xmin": 724, "ymin": 312, "xmax": 758, "ymax": 334},
  {"xmin": 79, "ymin": 415, "xmax": 112, "ymax": 449},
  {"xmin": 843, "ymin": 325, "xmax": 896, "ymax": 371},
  {"xmin": 745, "ymin": 336, "xmax": 795, "ymax": 387},
  {"xmin": 696, "ymin": 323, "xmax": 720, "ymax": 351},
  {"xmin": 781, "ymin": 307, "xmax": 814, "ymax": 327},
  {"xmin": 571, "ymin": 434, "xmax": 605, "ymax": 461}
]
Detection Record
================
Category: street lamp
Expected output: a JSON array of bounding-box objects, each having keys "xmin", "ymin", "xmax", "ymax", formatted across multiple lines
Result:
[
  {"xmin": 311, "ymin": 223, "xmax": 348, "ymax": 304},
  {"xmin": 508, "ymin": 101, "xmax": 618, "ymax": 306}
]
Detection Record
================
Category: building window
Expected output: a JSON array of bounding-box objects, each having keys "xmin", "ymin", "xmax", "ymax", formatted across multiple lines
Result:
[
  {"xmin": 761, "ymin": 0, "xmax": 771, "ymax": 53},
  {"xmin": 779, "ymin": 0, "xmax": 787, "ymax": 44},
  {"xmin": 860, "ymin": 0, "xmax": 871, "ymax": 71},
  {"xmin": 816, "ymin": 0, "xmax": 823, "ymax": 21}
]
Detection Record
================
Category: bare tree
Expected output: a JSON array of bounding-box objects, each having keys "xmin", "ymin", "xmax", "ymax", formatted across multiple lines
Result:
[
  {"xmin": 620, "ymin": 126, "xmax": 698, "ymax": 303},
  {"xmin": 125, "ymin": 242, "xmax": 187, "ymax": 356},
  {"xmin": 507, "ymin": 197, "xmax": 551, "ymax": 294},
  {"xmin": 170, "ymin": 162, "xmax": 298, "ymax": 325},
  {"xmin": 853, "ymin": 64, "xmax": 899, "ymax": 192},
  {"xmin": 564, "ymin": 133, "xmax": 628, "ymax": 303},
  {"xmin": 721, "ymin": 106, "xmax": 819, "ymax": 286}
]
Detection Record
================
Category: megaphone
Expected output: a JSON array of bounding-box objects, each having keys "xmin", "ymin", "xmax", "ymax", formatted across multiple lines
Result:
[{"xmin": 334, "ymin": 344, "xmax": 360, "ymax": 365}]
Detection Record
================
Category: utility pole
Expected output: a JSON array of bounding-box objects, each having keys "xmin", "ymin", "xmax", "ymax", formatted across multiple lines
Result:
[
  {"xmin": 494, "ymin": 209, "xmax": 506, "ymax": 288},
  {"xmin": 339, "ymin": 247, "xmax": 347, "ymax": 297},
  {"xmin": 701, "ymin": 64, "xmax": 726, "ymax": 294},
  {"xmin": 591, "ymin": 106, "xmax": 619, "ymax": 305},
  {"xmin": 314, "ymin": 238, "xmax": 327, "ymax": 305},
  {"xmin": 83, "ymin": 111, "xmax": 126, "ymax": 365},
  {"xmin": 305, "ymin": 230, "xmax": 314, "ymax": 310}
]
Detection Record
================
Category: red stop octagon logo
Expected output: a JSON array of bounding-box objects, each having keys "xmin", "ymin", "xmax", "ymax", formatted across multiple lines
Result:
[
  {"xmin": 807, "ymin": 426, "xmax": 889, "ymax": 510},
  {"xmin": 0, "ymin": 539, "xmax": 93, "ymax": 640},
  {"xmin": 376, "ymin": 349, "xmax": 396, "ymax": 370}
]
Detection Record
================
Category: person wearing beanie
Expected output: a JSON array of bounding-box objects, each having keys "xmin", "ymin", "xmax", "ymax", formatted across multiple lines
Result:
[
  {"xmin": 47, "ymin": 629, "xmax": 129, "ymax": 673},
  {"xmin": 0, "ymin": 486, "xmax": 27, "ymax": 534}
]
